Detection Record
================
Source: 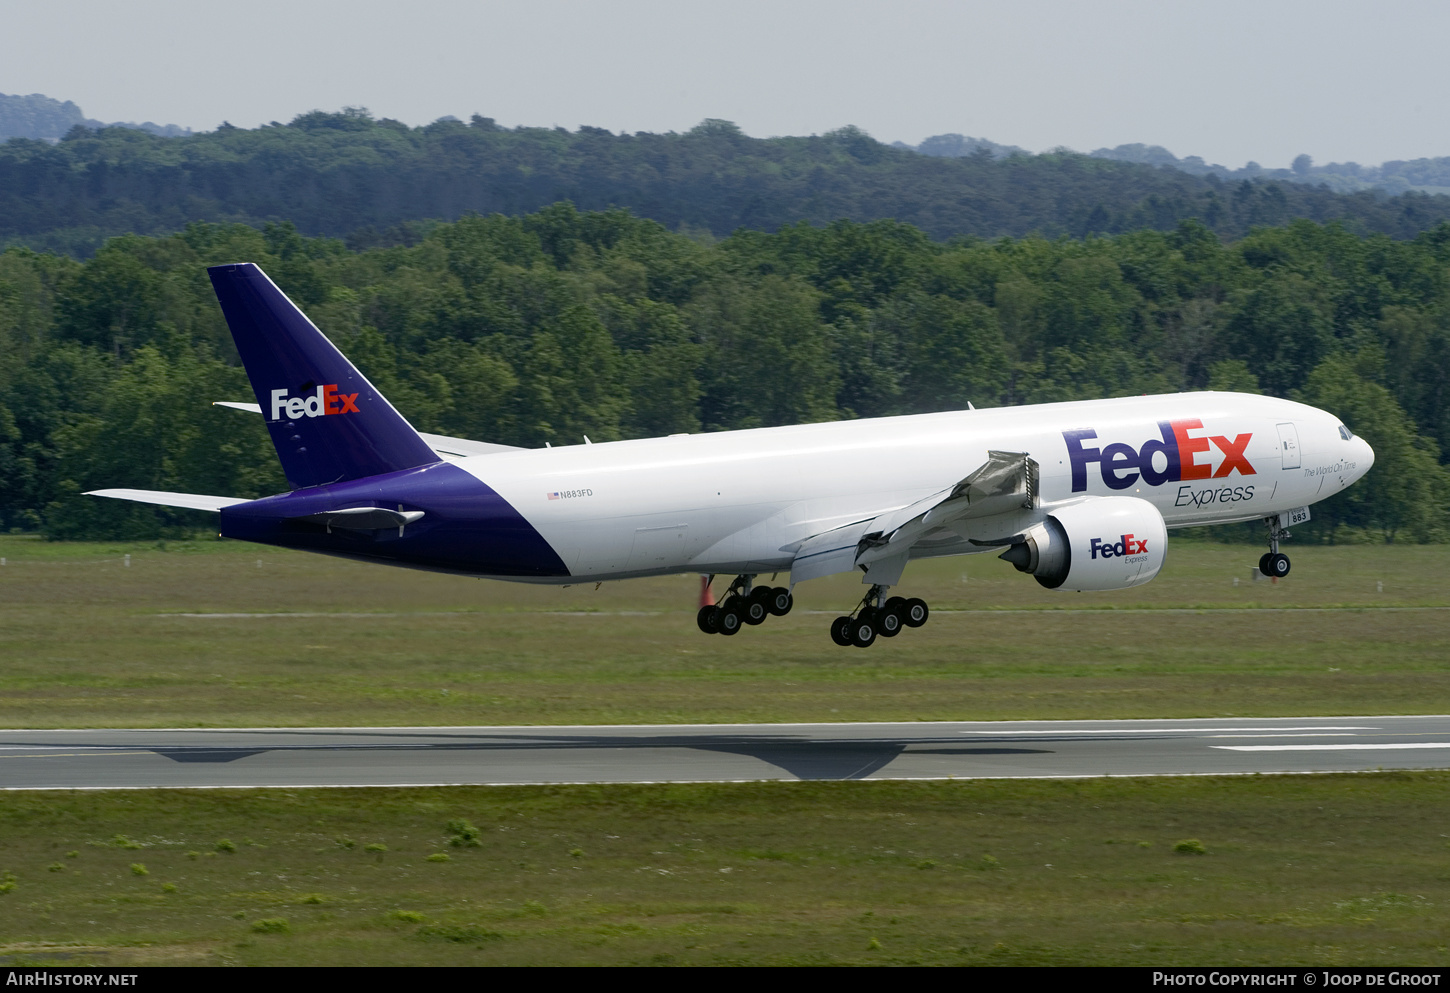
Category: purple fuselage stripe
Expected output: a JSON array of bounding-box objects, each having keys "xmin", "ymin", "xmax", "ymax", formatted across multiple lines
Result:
[{"xmin": 220, "ymin": 462, "xmax": 570, "ymax": 578}]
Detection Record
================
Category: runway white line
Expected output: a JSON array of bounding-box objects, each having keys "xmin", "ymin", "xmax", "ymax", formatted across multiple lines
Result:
[
  {"xmin": 1213, "ymin": 743, "xmax": 1450, "ymax": 752},
  {"xmin": 1207, "ymin": 733, "xmax": 1359, "ymax": 738},
  {"xmin": 0, "ymin": 746, "xmax": 93, "ymax": 751},
  {"xmin": 0, "ymin": 752, "xmax": 153, "ymax": 759},
  {"xmin": 965, "ymin": 727, "xmax": 1377, "ymax": 734}
]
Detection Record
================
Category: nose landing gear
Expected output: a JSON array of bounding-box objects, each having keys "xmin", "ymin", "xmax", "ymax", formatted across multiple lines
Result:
[
  {"xmin": 1258, "ymin": 515, "xmax": 1292, "ymax": 578},
  {"xmin": 696, "ymin": 575, "xmax": 794, "ymax": 636},
  {"xmin": 830, "ymin": 585, "xmax": 928, "ymax": 648}
]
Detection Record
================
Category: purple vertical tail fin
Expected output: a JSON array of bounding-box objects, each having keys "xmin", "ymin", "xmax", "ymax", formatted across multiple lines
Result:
[{"xmin": 208, "ymin": 262, "xmax": 439, "ymax": 489}]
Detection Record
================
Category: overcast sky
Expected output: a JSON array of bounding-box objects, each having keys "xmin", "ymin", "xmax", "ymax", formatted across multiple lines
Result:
[{"xmin": 3, "ymin": 0, "xmax": 1447, "ymax": 168}]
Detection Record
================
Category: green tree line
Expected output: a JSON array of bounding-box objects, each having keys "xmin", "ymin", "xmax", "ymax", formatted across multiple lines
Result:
[
  {"xmin": 6, "ymin": 110, "xmax": 1450, "ymax": 259},
  {"xmin": 1, "ymin": 206, "xmax": 1446, "ymax": 542}
]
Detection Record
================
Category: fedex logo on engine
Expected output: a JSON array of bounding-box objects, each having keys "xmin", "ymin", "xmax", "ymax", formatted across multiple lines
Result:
[
  {"xmin": 1064, "ymin": 419, "xmax": 1254, "ymax": 493},
  {"xmin": 270, "ymin": 385, "xmax": 360, "ymax": 421},
  {"xmin": 1091, "ymin": 533, "xmax": 1148, "ymax": 559}
]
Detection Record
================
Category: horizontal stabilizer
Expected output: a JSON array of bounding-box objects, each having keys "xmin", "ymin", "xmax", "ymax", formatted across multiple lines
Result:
[
  {"xmin": 417, "ymin": 434, "xmax": 524, "ymax": 458},
  {"xmin": 84, "ymin": 489, "xmax": 249, "ymax": 513},
  {"xmin": 212, "ymin": 401, "xmax": 522, "ymax": 458}
]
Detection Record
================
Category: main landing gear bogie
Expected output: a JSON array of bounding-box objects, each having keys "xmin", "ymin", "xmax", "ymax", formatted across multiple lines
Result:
[
  {"xmin": 697, "ymin": 576, "xmax": 793, "ymax": 637},
  {"xmin": 830, "ymin": 586, "xmax": 929, "ymax": 649}
]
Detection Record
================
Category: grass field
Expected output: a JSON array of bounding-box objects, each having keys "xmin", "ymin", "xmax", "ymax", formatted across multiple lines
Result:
[
  {"xmin": 2, "ymin": 536, "xmax": 1448, "ymax": 965},
  {"xmin": 0, "ymin": 534, "xmax": 1446, "ymax": 728},
  {"xmin": 1, "ymin": 776, "xmax": 1448, "ymax": 966}
]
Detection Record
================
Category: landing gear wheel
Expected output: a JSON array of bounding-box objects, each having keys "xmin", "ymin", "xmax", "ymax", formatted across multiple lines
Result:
[
  {"xmin": 877, "ymin": 605, "xmax": 902, "ymax": 638},
  {"xmin": 1258, "ymin": 552, "xmax": 1272, "ymax": 575},
  {"xmin": 740, "ymin": 594, "xmax": 769, "ymax": 626},
  {"xmin": 884, "ymin": 596, "xmax": 906, "ymax": 615},
  {"xmin": 767, "ymin": 587, "xmax": 793, "ymax": 616},
  {"xmin": 849, "ymin": 615, "xmax": 877, "ymax": 648},
  {"xmin": 1266, "ymin": 552, "xmax": 1291, "ymax": 578},
  {"xmin": 830, "ymin": 616, "xmax": 853, "ymax": 647},
  {"xmin": 718, "ymin": 604, "xmax": 743, "ymax": 636},
  {"xmin": 697, "ymin": 605, "xmax": 721, "ymax": 634},
  {"xmin": 902, "ymin": 598, "xmax": 929, "ymax": 628}
]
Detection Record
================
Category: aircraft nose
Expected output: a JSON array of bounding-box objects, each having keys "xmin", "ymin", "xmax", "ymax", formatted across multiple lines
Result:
[{"xmin": 1357, "ymin": 435, "xmax": 1375, "ymax": 475}]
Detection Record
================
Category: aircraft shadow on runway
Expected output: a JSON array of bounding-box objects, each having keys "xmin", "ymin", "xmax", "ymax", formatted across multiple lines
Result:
[{"xmin": 41, "ymin": 731, "xmax": 1057, "ymax": 782}]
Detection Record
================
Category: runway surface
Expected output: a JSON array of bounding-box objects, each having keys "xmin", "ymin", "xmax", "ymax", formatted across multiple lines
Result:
[{"xmin": 4, "ymin": 715, "xmax": 1450, "ymax": 789}]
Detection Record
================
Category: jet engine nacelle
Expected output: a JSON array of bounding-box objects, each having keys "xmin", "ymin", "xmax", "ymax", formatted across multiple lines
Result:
[{"xmin": 999, "ymin": 496, "xmax": 1167, "ymax": 592}]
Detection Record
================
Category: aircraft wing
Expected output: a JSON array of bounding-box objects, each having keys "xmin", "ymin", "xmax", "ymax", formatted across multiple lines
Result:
[
  {"xmin": 791, "ymin": 451, "xmax": 1038, "ymax": 585},
  {"xmin": 212, "ymin": 401, "xmax": 524, "ymax": 459},
  {"xmin": 84, "ymin": 489, "xmax": 250, "ymax": 512}
]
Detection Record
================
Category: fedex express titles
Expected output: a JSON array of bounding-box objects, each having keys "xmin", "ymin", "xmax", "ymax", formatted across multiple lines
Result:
[
  {"xmin": 1064, "ymin": 418, "xmax": 1258, "ymax": 509},
  {"xmin": 270, "ymin": 384, "xmax": 359, "ymax": 420}
]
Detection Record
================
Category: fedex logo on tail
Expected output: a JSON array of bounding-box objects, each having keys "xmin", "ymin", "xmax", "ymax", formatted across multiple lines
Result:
[
  {"xmin": 270, "ymin": 385, "xmax": 360, "ymax": 421},
  {"xmin": 1064, "ymin": 419, "xmax": 1254, "ymax": 493},
  {"xmin": 1091, "ymin": 533, "xmax": 1148, "ymax": 559}
]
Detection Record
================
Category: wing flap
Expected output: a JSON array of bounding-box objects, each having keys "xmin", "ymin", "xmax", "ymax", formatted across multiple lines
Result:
[
  {"xmin": 789, "ymin": 519, "xmax": 875, "ymax": 584},
  {"xmin": 787, "ymin": 452, "xmax": 1041, "ymax": 585},
  {"xmin": 854, "ymin": 451, "xmax": 1038, "ymax": 569}
]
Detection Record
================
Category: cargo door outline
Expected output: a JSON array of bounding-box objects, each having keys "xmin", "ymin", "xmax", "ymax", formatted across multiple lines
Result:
[
  {"xmin": 628, "ymin": 523, "xmax": 690, "ymax": 571},
  {"xmin": 1276, "ymin": 422, "xmax": 1301, "ymax": 470}
]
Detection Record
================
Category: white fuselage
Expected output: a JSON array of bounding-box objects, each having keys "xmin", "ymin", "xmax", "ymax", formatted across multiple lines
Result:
[{"xmin": 447, "ymin": 392, "xmax": 1374, "ymax": 584}]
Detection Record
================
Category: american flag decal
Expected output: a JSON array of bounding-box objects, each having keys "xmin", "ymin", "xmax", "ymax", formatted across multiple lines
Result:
[{"xmin": 547, "ymin": 492, "xmax": 560, "ymax": 500}]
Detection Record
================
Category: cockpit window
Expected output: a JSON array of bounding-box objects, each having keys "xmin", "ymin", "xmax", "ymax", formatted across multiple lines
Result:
[{"xmin": 1338, "ymin": 424, "xmax": 1355, "ymax": 441}]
